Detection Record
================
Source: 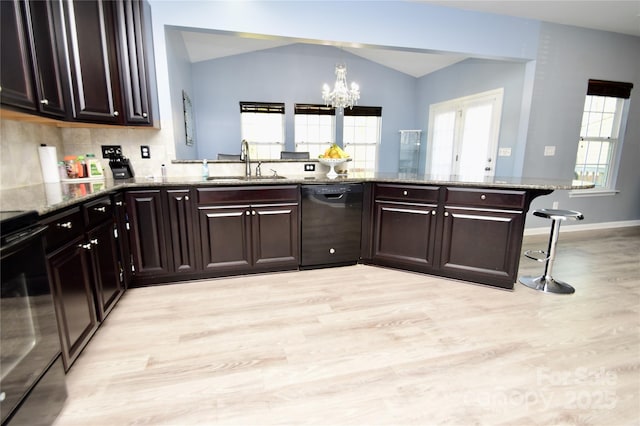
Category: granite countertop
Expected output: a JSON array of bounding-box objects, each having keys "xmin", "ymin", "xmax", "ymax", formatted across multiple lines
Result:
[{"xmin": 0, "ymin": 173, "xmax": 594, "ymax": 216}]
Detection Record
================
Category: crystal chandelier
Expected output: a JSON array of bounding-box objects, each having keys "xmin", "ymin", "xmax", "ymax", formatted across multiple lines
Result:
[{"xmin": 322, "ymin": 64, "xmax": 360, "ymax": 110}]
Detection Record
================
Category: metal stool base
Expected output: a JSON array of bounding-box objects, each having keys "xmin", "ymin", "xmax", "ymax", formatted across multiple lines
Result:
[{"xmin": 519, "ymin": 275, "xmax": 575, "ymax": 295}]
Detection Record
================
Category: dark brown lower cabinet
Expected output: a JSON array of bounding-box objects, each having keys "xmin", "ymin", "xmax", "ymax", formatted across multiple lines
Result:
[
  {"xmin": 370, "ymin": 184, "xmax": 532, "ymax": 289},
  {"xmin": 166, "ymin": 188, "xmax": 199, "ymax": 273},
  {"xmin": 47, "ymin": 234, "xmax": 99, "ymax": 372},
  {"xmin": 439, "ymin": 206, "xmax": 524, "ymax": 288},
  {"xmin": 198, "ymin": 203, "xmax": 299, "ymax": 273},
  {"xmin": 125, "ymin": 189, "xmax": 170, "ymax": 277},
  {"xmin": 88, "ymin": 219, "xmax": 124, "ymax": 320},
  {"xmin": 373, "ymin": 200, "xmax": 438, "ymax": 272}
]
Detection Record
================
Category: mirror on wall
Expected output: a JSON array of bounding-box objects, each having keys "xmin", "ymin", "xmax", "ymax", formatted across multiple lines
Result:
[{"xmin": 166, "ymin": 27, "xmax": 528, "ymax": 175}]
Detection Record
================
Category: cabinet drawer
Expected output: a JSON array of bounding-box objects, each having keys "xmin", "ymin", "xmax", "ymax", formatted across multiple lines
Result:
[
  {"xmin": 83, "ymin": 196, "xmax": 114, "ymax": 227},
  {"xmin": 197, "ymin": 185, "xmax": 299, "ymax": 205},
  {"xmin": 42, "ymin": 208, "xmax": 84, "ymax": 252},
  {"xmin": 374, "ymin": 184, "xmax": 439, "ymax": 203},
  {"xmin": 445, "ymin": 188, "xmax": 526, "ymax": 210}
]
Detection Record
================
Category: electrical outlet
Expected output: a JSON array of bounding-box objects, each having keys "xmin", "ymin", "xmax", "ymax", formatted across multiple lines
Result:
[
  {"xmin": 552, "ymin": 201, "xmax": 559, "ymax": 209},
  {"xmin": 140, "ymin": 145, "xmax": 151, "ymax": 159},
  {"xmin": 101, "ymin": 145, "xmax": 122, "ymax": 159},
  {"xmin": 544, "ymin": 145, "xmax": 556, "ymax": 156},
  {"xmin": 304, "ymin": 164, "xmax": 315, "ymax": 172}
]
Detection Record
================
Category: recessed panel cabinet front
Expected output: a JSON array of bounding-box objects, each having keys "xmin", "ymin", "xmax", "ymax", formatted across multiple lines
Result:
[
  {"xmin": 199, "ymin": 205, "xmax": 252, "ymax": 272},
  {"xmin": 252, "ymin": 204, "xmax": 299, "ymax": 267},
  {"xmin": 373, "ymin": 201, "xmax": 438, "ymax": 271},
  {"xmin": 439, "ymin": 207, "xmax": 523, "ymax": 288},
  {"xmin": 125, "ymin": 190, "xmax": 169, "ymax": 277},
  {"xmin": 166, "ymin": 189, "xmax": 199, "ymax": 273}
]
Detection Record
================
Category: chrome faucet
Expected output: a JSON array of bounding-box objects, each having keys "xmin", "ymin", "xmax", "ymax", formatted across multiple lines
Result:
[{"xmin": 241, "ymin": 139, "xmax": 251, "ymax": 177}]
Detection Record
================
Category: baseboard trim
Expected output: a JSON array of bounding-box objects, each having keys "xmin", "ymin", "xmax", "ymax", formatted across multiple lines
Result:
[{"xmin": 524, "ymin": 220, "xmax": 640, "ymax": 236}]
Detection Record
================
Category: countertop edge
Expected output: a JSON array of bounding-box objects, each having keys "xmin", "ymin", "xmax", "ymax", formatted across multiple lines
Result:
[{"xmin": 1, "ymin": 175, "xmax": 594, "ymax": 217}]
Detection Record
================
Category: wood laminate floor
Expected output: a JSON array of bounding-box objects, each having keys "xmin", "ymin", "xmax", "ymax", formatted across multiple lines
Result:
[{"xmin": 53, "ymin": 228, "xmax": 640, "ymax": 426}]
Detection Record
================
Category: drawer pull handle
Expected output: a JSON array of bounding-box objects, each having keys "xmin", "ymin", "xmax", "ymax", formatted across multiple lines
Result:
[
  {"xmin": 116, "ymin": 201, "xmax": 123, "ymax": 206},
  {"xmin": 431, "ymin": 210, "xmax": 436, "ymax": 215},
  {"xmin": 403, "ymin": 190, "xmax": 408, "ymax": 196},
  {"xmin": 252, "ymin": 210, "xmax": 256, "ymax": 216},
  {"xmin": 184, "ymin": 195, "xmax": 190, "ymax": 201},
  {"xmin": 245, "ymin": 211, "xmax": 250, "ymax": 215},
  {"xmin": 444, "ymin": 212, "xmax": 449, "ymax": 217},
  {"xmin": 57, "ymin": 221, "xmax": 72, "ymax": 229},
  {"xmin": 40, "ymin": 99, "xmax": 49, "ymax": 105},
  {"xmin": 481, "ymin": 194, "xmax": 486, "ymax": 200},
  {"xmin": 78, "ymin": 243, "xmax": 92, "ymax": 250},
  {"xmin": 94, "ymin": 206, "xmax": 107, "ymax": 212},
  {"xmin": 90, "ymin": 238, "xmax": 99, "ymax": 245},
  {"xmin": 329, "ymin": 248, "xmax": 335, "ymax": 254}
]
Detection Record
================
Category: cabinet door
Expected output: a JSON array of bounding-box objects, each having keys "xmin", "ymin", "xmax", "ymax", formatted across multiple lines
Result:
[
  {"xmin": 114, "ymin": 0, "xmax": 151, "ymax": 124},
  {"xmin": 26, "ymin": 0, "xmax": 68, "ymax": 117},
  {"xmin": 198, "ymin": 205, "xmax": 252, "ymax": 272},
  {"xmin": 0, "ymin": 0, "xmax": 37, "ymax": 111},
  {"xmin": 166, "ymin": 189, "xmax": 199, "ymax": 273},
  {"xmin": 252, "ymin": 204, "xmax": 299, "ymax": 269},
  {"xmin": 113, "ymin": 192, "xmax": 133, "ymax": 287},
  {"xmin": 439, "ymin": 207, "xmax": 524, "ymax": 288},
  {"xmin": 47, "ymin": 236, "xmax": 98, "ymax": 372},
  {"xmin": 126, "ymin": 190, "xmax": 169, "ymax": 276},
  {"xmin": 88, "ymin": 220, "xmax": 123, "ymax": 321},
  {"xmin": 63, "ymin": 0, "xmax": 123, "ymax": 123},
  {"xmin": 373, "ymin": 201, "xmax": 438, "ymax": 271}
]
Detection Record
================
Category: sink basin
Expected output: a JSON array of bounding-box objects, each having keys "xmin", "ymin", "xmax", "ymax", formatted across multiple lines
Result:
[
  {"xmin": 206, "ymin": 175, "xmax": 287, "ymax": 181},
  {"xmin": 251, "ymin": 175, "xmax": 288, "ymax": 180},
  {"xmin": 206, "ymin": 176, "xmax": 245, "ymax": 181}
]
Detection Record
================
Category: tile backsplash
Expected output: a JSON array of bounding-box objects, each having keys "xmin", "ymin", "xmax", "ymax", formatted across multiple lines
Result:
[{"xmin": 0, "ymin": 118, "xmax": 169, "ymax": 190}]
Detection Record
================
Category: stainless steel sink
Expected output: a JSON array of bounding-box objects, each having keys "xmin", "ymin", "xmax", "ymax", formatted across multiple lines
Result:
[
  {"xmin": 206, "ymin": 176, "xmax": 245, "ymax": 181},
  {"xmin": 207, "ymin": 175, "xmax": 287, "ymax": 181}
]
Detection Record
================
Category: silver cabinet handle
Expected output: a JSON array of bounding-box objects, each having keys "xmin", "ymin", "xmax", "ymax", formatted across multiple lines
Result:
[
  {"xmin": 94, "ymin": 206, "xmax": 107, "ymax": 212},
  {"xmin": 431, "ymin": 210, "xmax": 436, "ymax": 215},
  {"xmin": 113, "ymin": 111, "xmax": 119, "ymax": 117},
  {"xmin": 142, "ymin": 112, "xmax": 148, "ymax": 118},
  {"xmin": 245, "ymin": 211, "xmax": 250, "ymax": 215},
  {"xmin": 57, "ymin": 221, "xmax": 72, "ymax": 229},
  {"xmin": 78, "ymin": 243, "xmax": 92, "ymax": 250},
  {"xmin": 90, "ymin": 238, "xmax": 98, "ymax": 245},
  {"xmin": 252, "ymin": 210, "xmax": 256, "ymax": 216},
  {"xmin": 115, "ymin": 201, "xmax": 123, "ymax": 206},
  {"xmin": 184, "ymin": 195, "xmax": 189, "ymax": 201},
  {"xmin": 481, "ymin": 194, "xmax": 486, "ymax": 200},
  {"xmin": 40, "ymin": 99, "xmax": 49, "ymax": 105},
  {"xmin": 403, "ymin": 190, "xmax": 408, "ymax": 196},
  {"xmin": 444, "ymin": 212, "xmax": 449, "ymax": 217}
]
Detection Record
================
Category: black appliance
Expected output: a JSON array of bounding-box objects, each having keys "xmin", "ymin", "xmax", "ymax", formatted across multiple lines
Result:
[
  {"xmin": 1, "ymin": 211, "xmax": 67, "ymax": 426},
  {"xmin": 108, "ymin": 154, "xmax": 135, "ymax": 179},
  {"xmin": 300, "ymin": 184, "xmax": 363, "ymax": 268}
]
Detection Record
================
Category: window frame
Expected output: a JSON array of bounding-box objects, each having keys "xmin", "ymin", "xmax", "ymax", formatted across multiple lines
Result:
[
  {"xmin": 342, "ymin": 106, "xmax": 382, "ymax": 173},
  {"xmin": 571, "ymin": 80, "xmax": 633, "ymax": 196},
  {"xmin": 239, "ymin": 102, "xmax": 285, "ymax": 159},
  {"xmin": 294, "ymin": 104, "xmax": 336, "ymax": 158}
]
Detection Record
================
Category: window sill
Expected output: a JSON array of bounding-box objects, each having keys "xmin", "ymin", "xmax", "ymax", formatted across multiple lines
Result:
[{"xmin": 569, "ymin": 188, "xmax": 620, "ymax": 197}]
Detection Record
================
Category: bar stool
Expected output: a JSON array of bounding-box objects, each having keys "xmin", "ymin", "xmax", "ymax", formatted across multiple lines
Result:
[{"xmin": 519, "ymin": 208, "xmax": 584, "ymax": 294}]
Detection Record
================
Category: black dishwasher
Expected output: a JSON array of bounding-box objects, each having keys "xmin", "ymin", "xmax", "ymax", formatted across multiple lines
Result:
[{"xmin": 301, "ymin": 184, "xmax": 363, "ymax": 268}]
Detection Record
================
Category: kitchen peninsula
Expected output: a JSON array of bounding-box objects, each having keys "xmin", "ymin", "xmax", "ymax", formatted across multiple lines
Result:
[{"xmin": 0, "ymin": 173, "xmax": 592, "ymax": 370}]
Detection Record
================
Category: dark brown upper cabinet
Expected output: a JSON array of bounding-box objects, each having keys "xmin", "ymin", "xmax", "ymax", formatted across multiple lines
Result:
[
  {"xmin": 1, "ymin": 0, "xmax": 69, "ymax": 118},
  {"xmin": 1, "ymin": 0, "xmax": 156, "ymax": 127},
  {"xmin": 113, "ymin": 0, "xmax": 153, "ymax": 125},
  {"xmin": 63, "ymin": 0, "xmax": 124, "ymax": 124}
]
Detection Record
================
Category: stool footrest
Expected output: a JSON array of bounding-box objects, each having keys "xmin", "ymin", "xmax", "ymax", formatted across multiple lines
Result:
[{"xmin": 524, "ymin": 249, "xmax": 549, "ymax": 262}]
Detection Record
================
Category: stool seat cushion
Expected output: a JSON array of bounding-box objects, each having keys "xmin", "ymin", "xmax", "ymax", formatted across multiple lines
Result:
[{"xmin": 533, "ymin": 208, "xmax": 584, "ymax": 221}]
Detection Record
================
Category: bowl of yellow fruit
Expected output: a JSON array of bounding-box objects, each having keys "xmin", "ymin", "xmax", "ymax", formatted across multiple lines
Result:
[{"xmin": 318, "ymin": 144, "xmax": 350, "ymax": 178}]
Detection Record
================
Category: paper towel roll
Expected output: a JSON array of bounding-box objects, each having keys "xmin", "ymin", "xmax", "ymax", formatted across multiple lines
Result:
[{"xmin": 38, "ymin": 145, "xmax": 60, "ymax": 183}]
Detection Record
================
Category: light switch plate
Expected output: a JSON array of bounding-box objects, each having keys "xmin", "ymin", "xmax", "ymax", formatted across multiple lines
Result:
[{"xmin": 544, "ymin": 146, "xmax": 556, "ymax": 156}]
